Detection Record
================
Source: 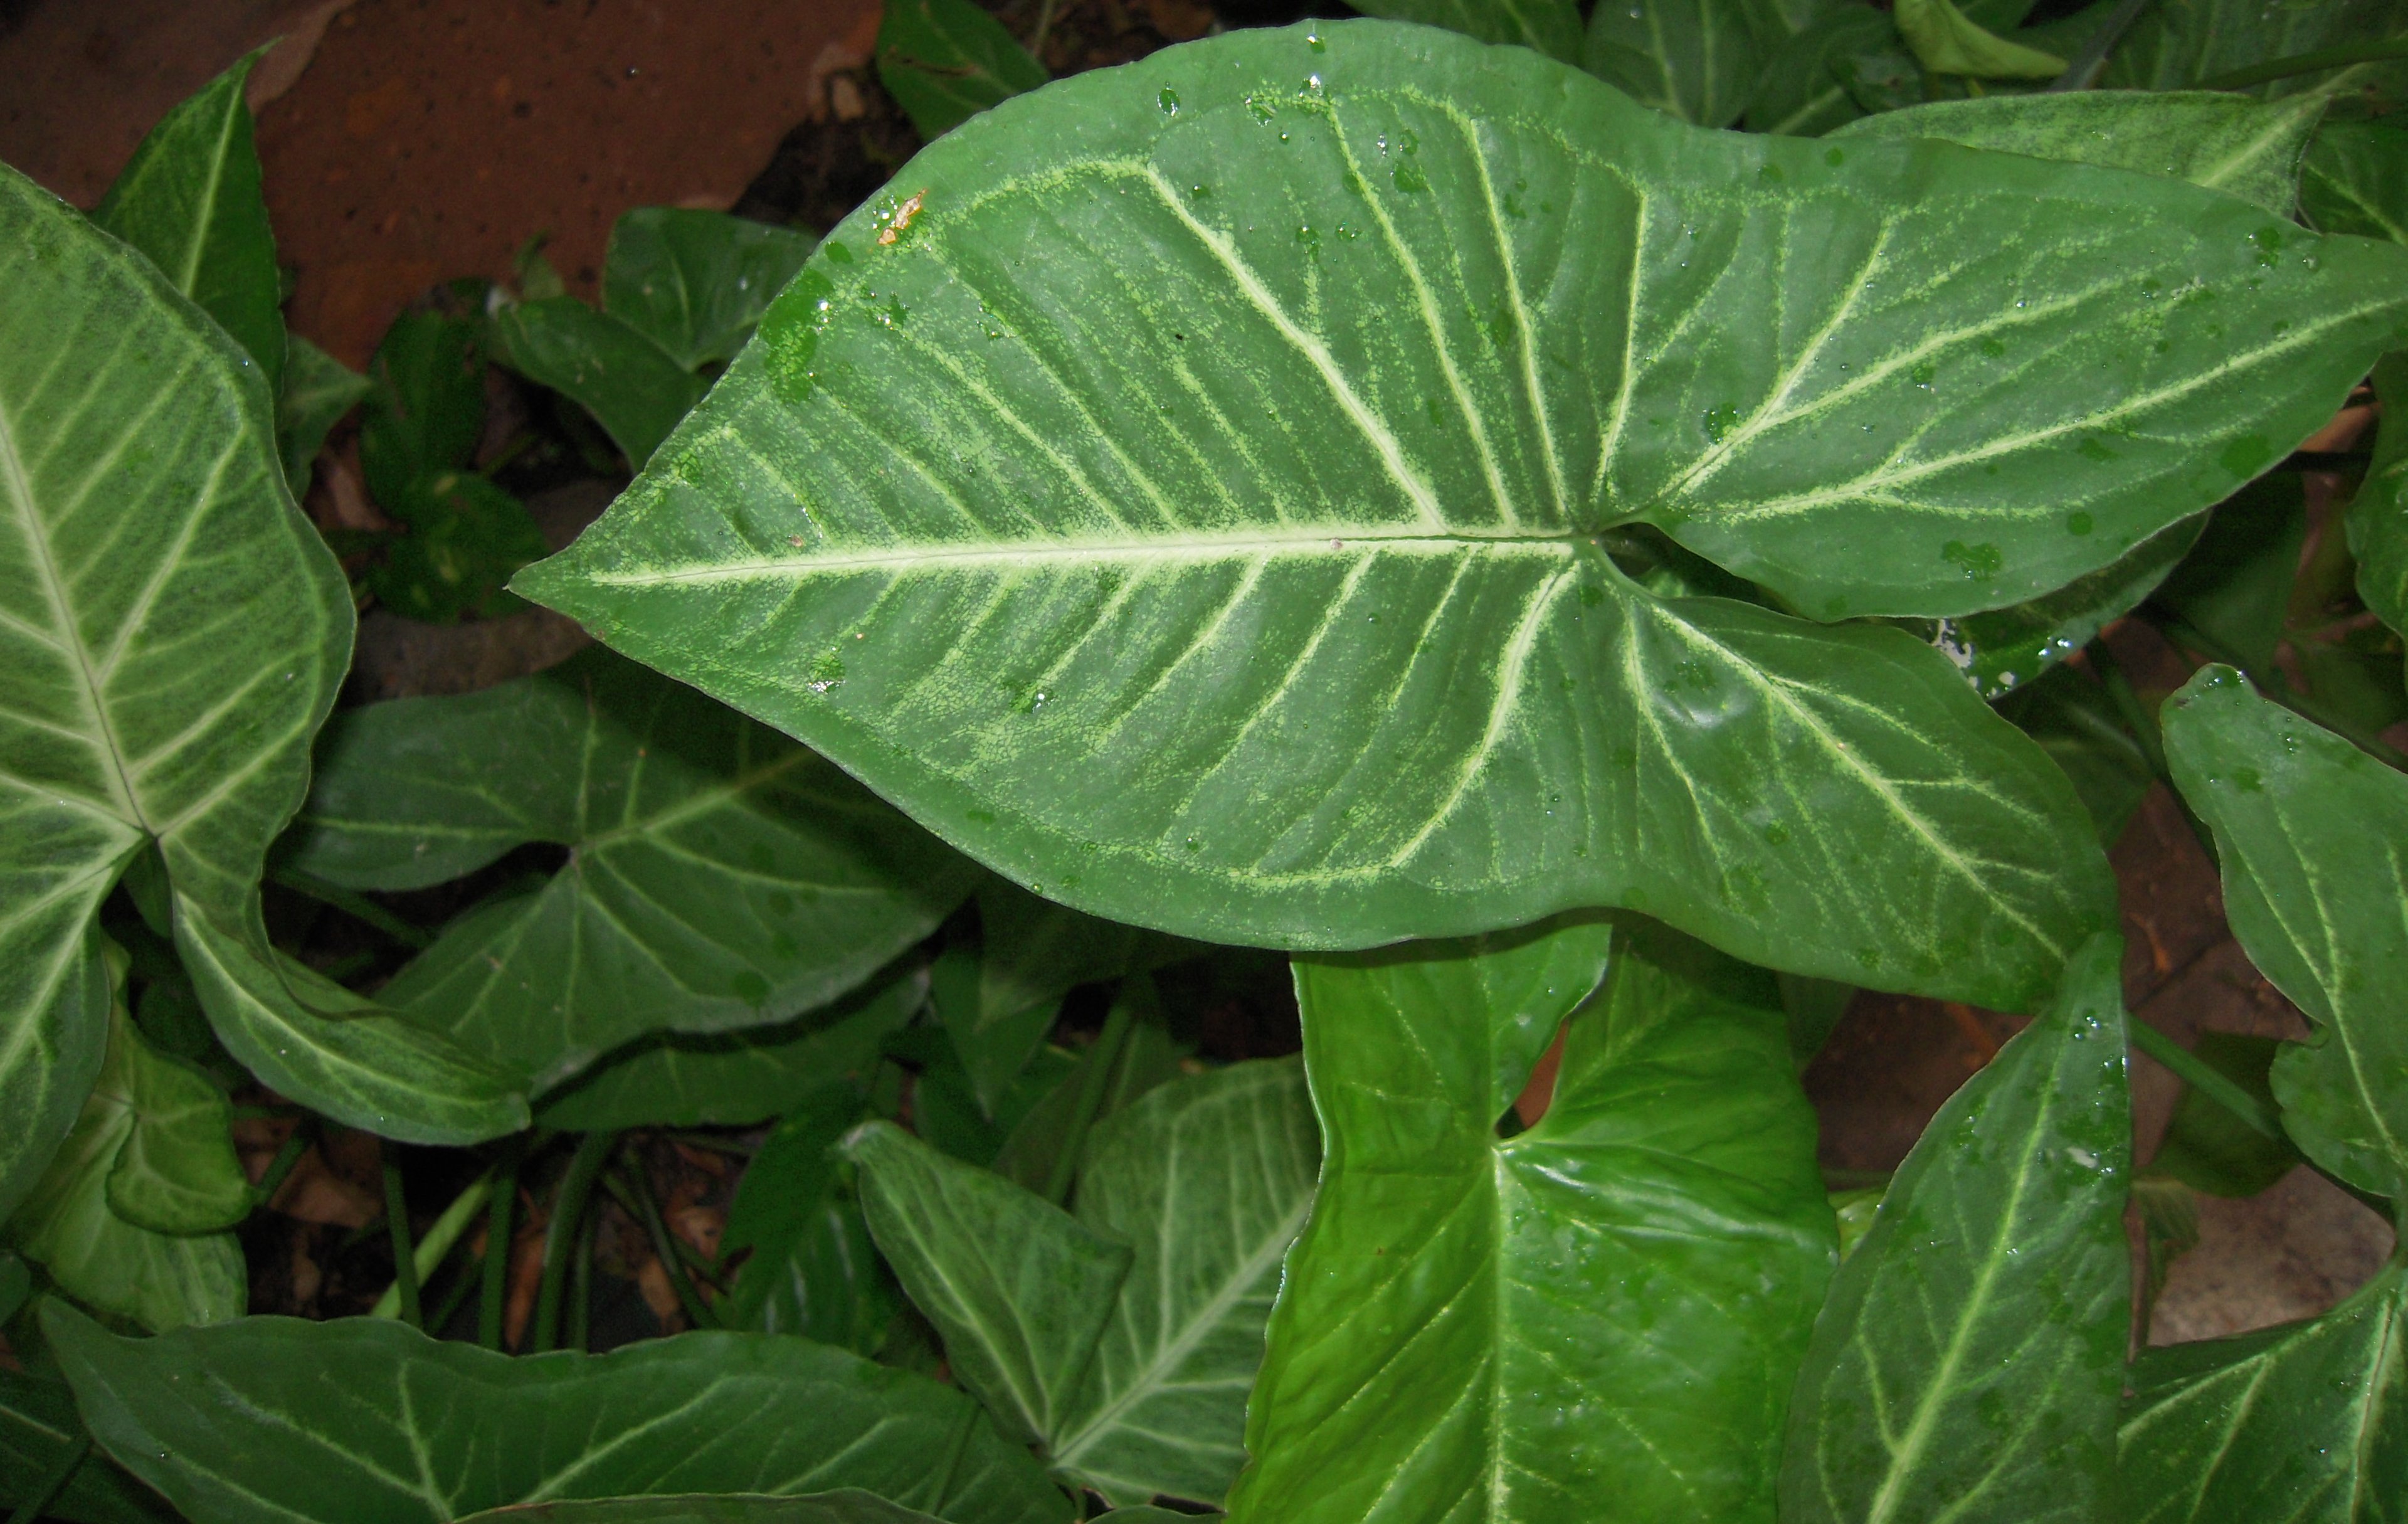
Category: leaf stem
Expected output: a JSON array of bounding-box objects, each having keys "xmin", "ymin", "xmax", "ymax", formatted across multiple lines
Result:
[
  {"xmin": 6, "ymin": 1436, "xmax": 91, "ymax": 1524},
  {"xmin": 1042, "ymin": 977, "xmax": 1141, "ymax": 1207},
  {"xmin": 270, "ymin": 867, "xmax": 433, "ymax": 949},
  {"xmin": 2197, "ymin": 36, "xmax": 2408, "ymax": 90},
  {"xmin": 608, "ymin": 1148, "xmax": 721, "ymax": 1330},
  {"xmin": 480, "ymin": 1139, "xmax": 522, "ymax": 1350},
  {"xmin": 2046, "ymin": 0, "xmax": 2156, "ymax": 90},
  {"xmin": 2128, "ymin": 1023, "xmax": 2285, "ymax": 1140},
  {"xmin": 534, "ymin": 1130, "xmax": 618, "ymax": 1353},
  {"xmin": 1028, "ymin": 0, "xmax": 1059, "ymax": 60},
  {"xmin": 251, "ymin": 1122, "xmax": 312, "ymax": 1208},
  {"xmin": 424, "ymin": 1246, "xmax": 485, "ymax": 1334},
  {"xmin": 381, "ymin": 1154, "xmax": 422, "ymax": 1329},
  {"xmin": 569, "ymin": 1212, "xmax": 596, "ymax": 1351},
  {"xmin": 373, "ymin": 1170, "xmax": 493, "ymax": 1320},
  {"xmin": 2088, "ymin": 640, "xmax": 2220, "ymax": 869}
]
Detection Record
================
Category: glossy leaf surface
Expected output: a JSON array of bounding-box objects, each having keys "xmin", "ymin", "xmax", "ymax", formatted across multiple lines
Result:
[
  {"xmin": 288, "ymin": 647, "xmax": 973, "ymax": 1089},
  {"xmin": 1832, "ymin": 90, "xmax": 2323, "ymax": 216},
  {"xmin": 1926, "ymin": 517, "xmax": 2199, "ymax": 699},
  {"xmin": 1582, "ymin": 0, "xmax": 1759, "ymax": 127},
  {"xmin": 486, "ymin": 299, "xmax": 706, "ymax": 467},
  {"xmin": 457, "ymin": 1496, "xmax": 944, "ymax": 1524},
  {"xmin": 1349, "ymin": 0, "xmax": 1582, "ymax": 62},
  {"xmin": 1233, "ymin": 916, "xmax": 1832, "ymax": 1522},
  {"xmin": 516, "ymin": 22, "xmax": 2404, "ymax": 992},
  {"xmin": 2163, "ymin": 666, "xmax": 2408, "ymax": 1200},
  {"xmin": 45, "ymin": 1304, "xmax": 1073, "ymax": 1524},
  {"xmin": 2122, "ymin": 1264, "xmax": 2408, "ymax": 1524},
  {"xmin": 0, "ymin": 162, "xmax": 349, "ymax": 1214},
  {"xmin": 92, "ymin": 52, "xmax": 284, "ymax": 392},
  {"xmin": 877, "ymin": 0, "xmax": 1048, "ymax": 141},
  {"xmin": 604, "ymin": 208, "xmax": 818, "ymax": 372},
  {"xmin": 1778, "ymin": 932, "xmax": 2131, "ymax": 1524}
]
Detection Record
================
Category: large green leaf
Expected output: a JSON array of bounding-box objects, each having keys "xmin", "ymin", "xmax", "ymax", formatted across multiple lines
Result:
[
  {"xmin": 2356, "ymin": 352, "xmax": 2408, "ymax": 638},
  {"xmin": 1348, "ymin": 0, "xmax": 1582, "ymax": 63},
  {"xmin": 1832, "ymin": 91, "xmax": 2325, "ymax": 217},
  {"xmin": 2121, "ymin": 1264, "xmax": 2408, "ymax": 1523},
  {"xmin": 603, "ymin": 208, "xmax": 818, "ymax": 373},
  {"xmin": 0, "ymin": 1367, "xmax": 174, "ymax": 1524},
  {"xmin": 458, "ymin": 1497, "xmax": 944, "ymax": 1524},
  {"xmin": 43, "ymin": 1304, "xmax": 1075, "ymax": 1524},
  {"xmin": 1050, "ymin": 1057, "xmax": 1318, "ymax": 1507},
  {"xmin": 2305, "ymin": 121, "xmax": 2408, "ymax": 245},
  {"xmin": 877, "ymin": 0, "xmax": 1049, "ymax": 142},
  {"xmin": 537, "ymin": 965, "xmax": 920, "ymax": 1130},
  {"xmin": 287, "ymin": 647, "xmax": 974, "ymax": 1089},
  {"xmin": 1232, "ymin": 915, "xmax": 1832, "ymax": 1522},
  {"xmin": 2163, "ymin": 665, "xmax": 2408, "ymax": 1201},
  {"xmin": 485, "ymin": 299, "xmax": 706, "ymax": 468},
  {"xmin": 1581, "ymin": 0, "xmax": 1760, "ymax": 128},
  {"xmin": 0, "ymin": 162, "xmax": 353, "ymax": 1217},
  {"xmin": 8, "ymin": 995, "xmax": 245, "ymax": 1333},
  {"xmin": 92, "ymin": 52, "xmax": 284, "ymax": 394},
  {"xmin": 516, "ymin": 22, "xmax": 2402, "ymax": 997},
  {"xmin": 2025, "ymin": 0, "xmax": 2408, "ymax": 105},
  {"xmin": 1741, "ymin": 5, "xmax": 1899, "ymax": 135},
  {"xmin": 1777, "ymin": 931, "xmax": 2131, "ymax": 1524}
]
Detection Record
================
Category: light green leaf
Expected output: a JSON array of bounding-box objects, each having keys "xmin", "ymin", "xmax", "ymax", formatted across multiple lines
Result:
[
  {"xmin": 1351, "ymin": 0, "xmax": 1582, "ymax": 62},
  {"xmin": 9, "ymin": 997, "xmax": 245, "ymax": 1333},
  {"xmin": 604, "ymin": 208, "xmax": 819, "ymax": 373},
  {"xmin": 486, "ymin": 298, "xmax": 707, "ymax": 468},
  {"xmin": 1582, "ymin": 0, "xmax": 1761, "ymax": 127},
  {"xmin": 2305, "ymin": 120, "xmax": 2408, "ymax": 244},
  {"xmin": 877, "ymin": 0, "xmax": 1048, "ymax": 142},
  {"xmin": 0, "ymin": 161, "xmax": 351, "ymax": 1214},
  {"xmin": 278, "ymin": 335, "xmax": 372, "ymax": 492},
  {"xmin": 2121, "ymin": 1264, "xmax": 2408, "ymax": 1524},
  {"xmin": 538, "ymin": 966, "xmax": 921, "ymax": 1130},
  {"xmin": 1777, "ymin": 931, "xmax": 2131, "ymax": 1524},
  {"xmin": 1923, "ymin": 516, "xmax": 2200, "ymax": 699},
  {"xmin": 1740, "ymin": 4, "xmax": 1897, "ymax": 135},
  {"xmin": 457, "ymin": 1496, "xmax": 946, "ymax": 1524},
  {"xmin": 846, "ymin": 1120, "xmax": 1133, "ymax": 1446},
  {"xmin": 724, "ymin": 1086, "xmax": 899, "ymax": 1350},
  {"xmin": 287, "ymin": 647, "xmax": 974, "ymax": 1090},
  {"xmin": 92, "ymin": 51, "xmax": 284, "ymax": 394},
  {"xmin": 1052, "ymin": 1058, "xmax": 1318, "ymax": 1508},
  {"xmin": 2025, "ymin": 0, "xmax": 2408, "ymax": 105},
  {"xmin": 175, "ymin": 895, "xmax": 529, "ymax": 1144},
  {"xmin": 46, "ymin": 1305, "xmax": 1074, "ymax": 1524},
  {"xmin": 1, "ymin": 1366, "xmax": 175, "ymax": 1524},
  {"xmin": 2163, "ymin": 665, "xmax": 2408, "ymax": 1202},
  {"xmin": 1233, "ymin": 915, "xmax": 1833, "ymax": 1522},
  {"xmin": 2355, "ymin": 353, "xmax": 2408, "ymax": 638},
  {"xmin": 1893, "ymin": 0, "xmax": 2063, "ymax": 76},
  {"xmin": 1832, "ymin": 90, "xmax": 2325, "ymax": 216}
]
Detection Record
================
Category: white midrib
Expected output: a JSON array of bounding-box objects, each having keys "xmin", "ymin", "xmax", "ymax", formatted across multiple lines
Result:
[
  {"xmin": 0, "ymin": 386, "xmax": 145, "ymax": 828},
  {"xmin": 1050, "ymin": 1188, "xmax": 1316, "ymax": 1469},
  {"xmin": 587, "ymin": 526, "xmax": 1585, "ymax": 587}
]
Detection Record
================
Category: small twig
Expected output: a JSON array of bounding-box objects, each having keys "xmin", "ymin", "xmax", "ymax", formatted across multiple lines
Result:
[{"xmin": 251, "ymin": 1123, "xmax": 312, "ymax": 1209}]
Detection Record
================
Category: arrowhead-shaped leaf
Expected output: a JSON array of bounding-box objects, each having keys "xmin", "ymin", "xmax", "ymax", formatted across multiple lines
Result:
[
  {"xmin": 603, "ymin": 208, "xmax": 818, "ymax": 373},
  {"xmin": 2121, "ymin": 1264, "xmax": 2408, "ymax": 1524},
  {"xmin": 1232, "ymin": 915, "xmax": 1832, "ymax": 1522},
  {"xmin": 286, "ymin": 647, "xmax": 974, "ymax": 1090},
  {"xmin": 485, "ymin": 299, "xmax": 706, "ymax": 468},
  {"xmin": 515, "ymin": 22, "xmax": 2398, "ymax": 998},
  {"xmin": 43, "ymin": 1304, "xmax": 1074, "ymax": 1524},
  {"xmin": 1777, "ymin": 931, "xmax": 2131, "ymax": 1524},
  {"xmin": 2163, "ymin": 665, "xmax": 2408, "ymax": 1201},
  {"xmin": 877, "ymin": 0, "xmax": 1048, "ymax": 142}
]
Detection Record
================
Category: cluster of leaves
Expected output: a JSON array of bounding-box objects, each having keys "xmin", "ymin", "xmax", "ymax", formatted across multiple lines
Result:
[{"xmin": 8, "ymin": 0, "xmax": 2408, "ymax": 1520}]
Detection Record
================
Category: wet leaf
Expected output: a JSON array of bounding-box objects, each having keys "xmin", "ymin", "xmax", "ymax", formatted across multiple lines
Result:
[
  {"xmin": 1922, "ymin": 517, "xmax": 2200, "ymax": 699},
  {"xmin": 604, "ymin": 208, "xmax": 818, "ymax": 372},
  {"xmin": 2355, "ymin": 352, "xmax": 2408, "ymax": 639}
]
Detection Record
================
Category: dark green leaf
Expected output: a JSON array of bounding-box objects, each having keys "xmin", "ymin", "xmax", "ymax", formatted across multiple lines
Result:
[
  {"xmin": 1995, "ymin": 665, "xmax": 2157, "ymax": 847},
  {"xmin": 1925, "ymin": 517, "xmax": 2200, "ymax": 700},
  {"xmin": 0, "ymin": 1250, "xmax": 24, "ymax": 1323},
  {"xmin": 367, "ymin": 469, "xmax": 548, "ymax": 625},
  {"xmin": 44, "ymin": 1304, "xmax": 1075, "ymax": 1524},
  {"xmin": 0, "ymin": 1367, "xmax": 175, "ymax": 1524},
  {"xmin": 2150, "ymin": 1030, "xmax": 2308, "ymax": 1198},
  {"xmin": 2132, "ymin": 1174, "xmax": 2200, "ymax": 1341},
  {"xmin": 845, "ymin": 1119, "xmax": 1133, "ymax": 1446},
  {"xmin": 2355, "ymin": 352, "xmax": 2408, "ymax": 638},
  {"xmin": 2121, "ymin": 1264, "xmax": 2408, "ymax": 1523},
  {"xmin": 724, "ymin": 1086, "xmax": 899, "ymax": 1350},
  {"xmin": 538, "ymin": 967, "xmax": 921, "ymax": 1130},
  {"xmin": 1235, "ymin": 915, "xmax": 1832, "ymax": 1521},
  {"xmin": 1892, "ymin": 0, "xmax": 2064, "ymax": 76},
  {"xmin": 92, "ymin": 51, "xmax": 285, "ymax": 393},
  {"xmin": 361, "ymin": 311, "xmax": 487, "ymax": 503},
  {"xmin": 1779, "ymin": 971, "xmax": 1854, "ymax": 1067},
  {"xmin": 2152, "ymin": 475, "xmax": 2308, "ymax": 678},
  {"xmin": 486, "ymin": 299, "xmax": 707, "ymax": 468},
  {"xmin": 1778, "ymin": 932, "xmax": 2131, "ymax": 1524},
  {"xmin": 1832, "ymin": 91, "xmax": 2324, "ymax": 217},
  {"xmin": 2023, "ymin": 0, "xmax": 2408, "ymax": 106},
  {"xmin": 988, "ymin": 1008, "xmax": 1190, "ymax": 1197},
  {"xmin": 603, "ymin": 208, "xmax": 819, "ymax": 373},
  {"xmin": 0, "ymin": 161, "xmax": 351, "ymax": 1215},
  {"xmin": 457, "ymin": 1496, "xmax": 946, "ymax": 1524},
  {"xmin": 517, "ymin": 23, "xmax": 2402, "ymax": 995},
  {"xmin": 1582, "ymin": 0, "xmax": 1761, "ymax": 127},
  {"xmin": 2163, "ymin": 665, "xmax": 2408, "ymax": 1201},
  {"xmin": 1740, "ymin": 5, "xmax": 1898, "ymax": 135},
  {"xmin": 2305, "ymin": 120, "xmax": 2408, "ymax": 244},
  {"xmin": 972, "ymin": 881, "xmax": 1200, "ymax": 1098},
  {"xmin": 288, "ymin": 647, "xmax": 973, "ymax": 1090},
  {"xmin": 1347, "ymin": 0, "xmax": 1582, "ymax": 62},
  {"xmin": 877, "ymin": 0, "xmax": 1048, "ymax": 142},
  {"xmin": 279, "ymin": 335, "xmax": 372, "ymax": 492}
]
